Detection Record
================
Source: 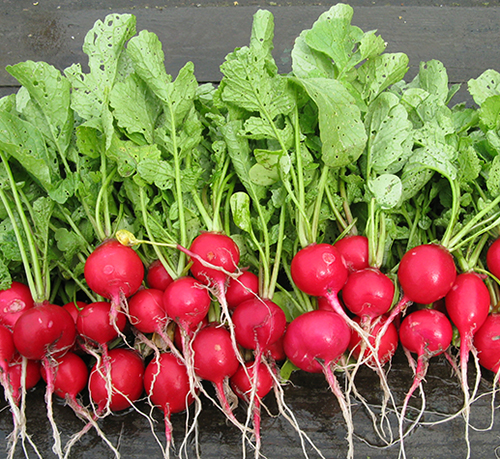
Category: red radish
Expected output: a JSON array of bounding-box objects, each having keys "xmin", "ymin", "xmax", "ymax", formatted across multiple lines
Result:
[
  {"xmin": 6, "ymin": 356, "xmax": 41, "ymax": 404},
  {"xmin": 230, "ymin": 360, "xmax": 274, "ymax": 455},
  {"xmin": 232, "ymin": 298, "xmax": 286, "ymax": 356},
  {"xmin": 225, "ymin": 270, "xmax": 259, "ymax": 310},
  {"xmin": 0, "ymin": 323, "xmax": 15, "ymax": 373},
  {"xmin": 144, "ymin": 352, "xmax": 193, "ymax": 449},
  {"xmin": 128, "ymin": 288, "xmax": 167, "ymax": 334},
  {"xmin": 486, "ymin": 238, "xmax": 500, "ymax": 280},
  {"xmin": 41, "ymin": 352, "xmax": 88, "ymax": 401},
  {"xmin": 341, "ymin": 267, "xmax": 395, "ymax": 321},
  {"xmin": 162, "ymin": 276, "xmax": 211, "ymax": 332},
  {"xmin": 13, "ymin": 302, "xmax": 76, "ymax": 361},
  {"xmin": 445, "ymin": 271, "xmax": 490, "ymax": 456},
  {"xmin": 191, "ymin": 324, "xmax": 241, "ymax": 426},
  {"xmin": 84, "ymin": 239, "xmax": 144, "ymax": 328},
  {"xmin": 0, "ymin": 281, "xmax": 34, "ymax": 329},
  {"xmin": 88, "ymin": 348, "xmax": 144, "ymax": 414},
  {"xmin": 264, "ymin": 331, "xmax": 286, "ymax": 362},
  {"xmin": 187, "ymin": 232, "xmax": 240, "ymax": 285},
  {"xmin": 283, "ymin": 309, "xmax": 353, "ymax": 458},
  {"xmin": 146, "ymin": 260, "xmax": 174, "ymax": 291},
  {"xmin": 381, "ymin": 244, "xmax": 457, "ymax": 338},
  {"xmin": 76, "ymin": 301, "xmax": 127, "ymax": 347},
  {"xmin": 62, "ymin": 301, "xmax": 86, "ymax": 324},
  {"xmin": 398, "ymin": 309, "xmax": 453, "ymax": 455},
  {"xmin": 13, "ymin": 302, "xmax": 77, "ymax": 458},
  {"xmin": 474, "ymin": 314, "xmax": 500, "ymax": 373},
  {"xmin": 348, "ymin": 316, "xmax": 398, "ymax": 368},
  {"xmin": 333, "ymin": 235, "xmax": 369, "ymax": 272}
]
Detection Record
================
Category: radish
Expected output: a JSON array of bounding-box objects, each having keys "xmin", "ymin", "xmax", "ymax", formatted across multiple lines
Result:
[
  {"xmin": 380, "ymin": 244, "xmax": 457, "ymax": 338},
  {"xmin": 486, "ymin": 238, "xmax": 500, "ymax": 280},
  {"xmin": 144, "ymin": 352, "xmax": 193, "ymax": 456},
  {"xmin": 348, "ymin": 316, "xmax": 398, "ymax": 368},
  {"xmin": 84, "ymin": 239, "xmax": 144, "ymax": 329},
  {"xmin": 128, "ymin": 288, "xmax": 168, "ymax": 334},
  {"xmin": 62, "ymin": 301, "xmax": 86, "ymax": 324},
  {"xmin": 232, "ymin": 297, "xmax": 287, "ymax": 357},
  {"xmin": 13, "ymin": 302, "xmax": 77, "ymax": 458},
  {"xmin": 230, "ymin": 360, "xmax": 274, "ymax": 457},
  {"xmin": 445, "ymin": 271, "xmax": 490, "ymax": 458},
  {"xmin": 76, "ymin": 301, "xmax": 128, "ymax": 348},
  {"xmin": 4, "ymin": 356, "xmax": 42, "ymax": 458},
  {"xmin": 0, "ymin": 281, "xmax": 35, "ymax": 330},
  {"xmin": 162, "ymin": 276, "xmax": 211, "ymax": 332},
  {"xmin": 13, "ymin": 302, "xmax": 76, "ymax": 362},
  {"xmin": 333, "ymin": 235, "xmax": 369, "ymax": 272},
  {"xmin": 225, "ymin": 270, "xmax": 259, "ymax": 310},
  {"xmin": 341, "ymin": 267, "xmax": 395, "ymax": 322},
  {"xmin": 0, "ymin": 323, "xmax": 15, "ymax": 374},
  {"xmin": 88, "ymin": 348, "xmax": 145, "ymax": 414},
  {"xmin": 398, "ymin": 309, "xmax": 453, "ymax": 457},
  {"xmin": 283, "ymin": 310, "xmax": 354, "ymax": 458},
  {"xmin": 474, "ymin": 313, "xmax": 500, "ymax": 373},
  {"xmin": 146, "ymin": 260, "xmax": 174, "ymax": 291},
  {"xmin": 191, "ymin": 323, "xmax": 242, "ymax": 428}
]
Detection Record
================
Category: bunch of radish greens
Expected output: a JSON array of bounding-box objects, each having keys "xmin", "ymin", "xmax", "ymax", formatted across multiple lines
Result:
[{"xmin": 2, "ymin": 4, "xmax": 500, "ymax": 459}]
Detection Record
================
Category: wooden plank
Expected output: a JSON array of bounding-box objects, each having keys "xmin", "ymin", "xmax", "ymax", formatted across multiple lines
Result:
[{"xmin": 0, "ymin": 3, "xmax": 499, "ymax": 99}]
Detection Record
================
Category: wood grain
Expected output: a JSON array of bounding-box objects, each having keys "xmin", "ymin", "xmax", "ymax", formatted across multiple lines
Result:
[{"xmin": 0, "ymin": 3, "xmax": 499, "ymax": 97}]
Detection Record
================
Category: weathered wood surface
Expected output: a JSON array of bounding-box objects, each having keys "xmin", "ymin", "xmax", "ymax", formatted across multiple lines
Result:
[{"xmin": 1, "ymin": 1, "xmax": 500, "ymax": 104}]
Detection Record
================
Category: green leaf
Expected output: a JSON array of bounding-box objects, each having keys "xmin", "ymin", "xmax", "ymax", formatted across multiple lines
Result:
[
  {"xmin": 230, "ymin": 192, "xmax": 253, "ymax": 233},
  {"xmin": 136, "ymin": 158, "xmax": 175, "ymax": 190},
  {"xmin": 412, "ymin": 60, "xmax": 450, "ymax": 104},
  {"xmin": 478, "ymin": 95, "xmax": 500, "ymax": 131},
  {"xmin": 293, "ymin": 77, "xmax": 367, "ymax": 168},
  {"xmin": 0, "ymin": 111, "xmax": 58, "ymax": 192},
  {"xmin": 364, "ymin": 92, "xmax": 413, "ymax": 175},
  {"xmin": 357, "ymin": 53, "xmax": 409, "ymax": 103},
  {"xmin": 110, "ymin": 73, "xmax": 161, "ymax": 144},
  {"xmin": 367, "ymin": 174, "xmax": 402, "ymax": 209},
  {"xmin": 7, "ymin": 61, "xmax": 73, "ymax": 154},
  {"xmin": 468, "ymin": 69, "xmax": 500, "ymax": 106},
  {"xmin": 291, "ymin": 31, "xmax": 336, "ymax": 79},
  {"xmin": 65, "ymin": 13, "xmax": 136, "ymax": 126},
  {"xmin": 106, "ymin": 136, "xmax": 162, "ymax": 177},
  {"xmin": 487, "ymin": 154, "xmax": 500, "ymax": 197},
  {"xmin": 0, "ymin": 257, "xmax": 12, "ymax": 290}
]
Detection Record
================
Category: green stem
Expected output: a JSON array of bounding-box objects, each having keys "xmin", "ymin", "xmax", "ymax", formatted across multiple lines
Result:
[
  {"xmin": 0, "ymin": 153, "xmax": 44, "ymax": 302},
  {"xmin": 139, "ymin": 188, "xmax": 177, "ymax": 281},
  {"xmin": 95, "ymin": 163, "xmax": 116, "ymax": 241},
  {"xmin": 440, "ymin": 178, "xmax": 461, "ymax": 248},
  {"xmin": 266, "ymin": 204, "xmax": 286, "ymax": 300},
  {"xmin": 325, "ymin": 185, "xmax": 348, "ymax": 232}
]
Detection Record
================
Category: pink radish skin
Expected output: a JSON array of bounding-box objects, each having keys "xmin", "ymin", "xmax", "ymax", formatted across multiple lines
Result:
[
  {"xmin": 63, "ymin": 301, "xmax": 87, "ymax": 324},
  {"xmin": 187, "ymin": 232, "xmax": 240, "ymax": 286},
  {"xmin": 381, "ymin": 244, "xmax": 457, "ymax": 339},
  {"xmin": 284, "ymin": 310, "xmax": 350, "ymax": 374},
  {"xmin": 341, "ymin": 267, "xmax": 395, "ymax": 321},
  {"xmin": 6, "ymin": 357, "xmax": 41, "ymax": 404},
  {"xmin": 226, "ymin": 270, "xmax": 259, "ymax": 310},
  {"xmin": 13, "ymin": 302, "xmax": 76, "ymax": 361},
  {"xmin": 283, "ymin": 309, "xmax": 354, "ymax": 458},
  {"xmin": 41, "ymin": 352, "xmax": 88, "ymax": 400},
  {"xmin": 486, "ymin": 238, "xmax": 500, "ymax": 280},
  {"xmin": 398, "ymin": 244, "xmax": 456, "ymax": 306},
  {"xmin": 144, "ymin": 352, "xmax": 193, "ymax": 447},
  {"xmin": 146, "ymin": 260, "xmax": 174, "ymax": 291},
  {"xmin": 232, "ymin": 298, "xmax": 287, "ymax": 354},
  {"xmin": 84, "ymin": 240, "xmax": 144, "ymax": 301},
  {"xmin": 162, "ymin": 276, "xmax": 211, "ymax": 331},
  {"xmin": 398, "ymin": 309, "xmax": 453, "ymax": 454},
  {"xmin": 0, "ymin": 324, "xmax": 15, "ymax": 373},
  {"xmin": 333, "ymin": 235, "xmax": 369, "ymax": 272},
  {"xmin": 445, "ymin": 271, "xmax": 490, "ymax": 451},
  {"xmin": 0, "ymin": 281, "xmax": 34, "ymax": 330},
  {"xmin": 89, "ymin": 348, "xmax": 144, "ymax": 413},
  {"xmin": 230, "ymin": 360, "xmax": 274, "ymax": 453},
  {"xmin": 192, "ymin": 324, "xmax": 240, "ymax": 424},
  {"xmin": 128, "ymin": 288, "xmax": 167, "ymax": 334},
  {"xmin": 348, "ymin": 316, "xmax": 398, "ymax": 368},
  {"xmin": 474, "ymin": 314, "xmax": 500, "ymax": 373},
  {"xmin": 77, "ymin": 301, "xmax": 127, "ymax": 347}
]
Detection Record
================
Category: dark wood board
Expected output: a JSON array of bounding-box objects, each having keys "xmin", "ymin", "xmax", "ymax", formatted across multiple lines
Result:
[{"xmin": 1, "ymin": 1, "xmax": 500, "ymax": 106}]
